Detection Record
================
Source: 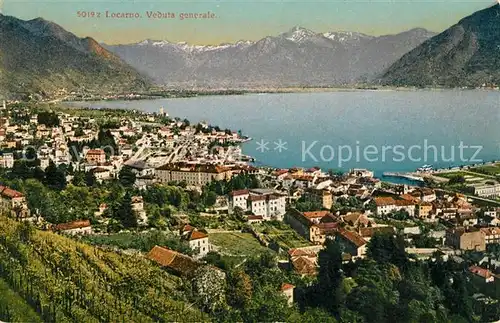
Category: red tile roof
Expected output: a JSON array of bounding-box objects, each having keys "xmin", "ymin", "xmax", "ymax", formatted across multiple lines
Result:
[
  {"xmin": 359, "ymin": 226, "xmax": 396, "ymax": 238},
  {"xmin": 395, "ymin": 199, "xmax": 417, "ymax": 206},
  {"xmin": 147, "ymin": 246, "xmax": 200, "ymax": 277},
  {"xmin": 288, "ymin": 248, "xmax": 317, "ymax": 258},
  {"xmin": 188, "ymin": 230, "xmax": 208, "ymax": 241},
  {"xmin": 55, "ymin": 220, "xmax": 91, "ymax": 231},
  {"xmin": 291, "ymin": 256, "xmax": 317, "ymax": 276},
  {"xmin": 469, "ymin": 266, "xmax": 494, "ymax": 279},
  {"xmin": 0, "ymin": 187, "xmax": 24, "ymax": 199},
  {"xmin": 230, "ymin": 189, "xmax": 250, "ymax": 197},
  {"xmin": 374, "ymin": 197, "xmax": 396, "ymax": 206},
  {"xmin": 86, "ymin": 149, "xmax": 105, "ymax": 155},
  {"xmin": 337, "ymin": 228, "xmax": 367, "ymax": 248},
  {"xmin": 281, "ymin": 283, "xmax": 295, "ymax": 291},
  {"xmin": 248, "ymin": 195, "xmax": 267, "ymax": 202},
  {"xmin": 303, "ymin": 211, "xmax": 330, "ymax": 219},
  {"xmin": 182, "ymin": 224, "xmax": 195, "ymax": 232}
]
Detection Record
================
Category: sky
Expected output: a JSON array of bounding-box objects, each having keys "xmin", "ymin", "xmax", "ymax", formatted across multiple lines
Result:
[{"xmin": 0, "ymin": 0, "xmax": 496, "ymax": 45}]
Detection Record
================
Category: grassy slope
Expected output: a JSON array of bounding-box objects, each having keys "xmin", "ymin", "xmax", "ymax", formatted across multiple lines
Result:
[
  {"xmin": 0, "ymin": 278, "xmax": 42, "ymax": 322},
  {"xmin": 210, "ymin": 232, "xmax": 269, "ymax": 257},
  {"xmin": 0, "ymin": 216, "xmax": 207, "ymax": 322}
]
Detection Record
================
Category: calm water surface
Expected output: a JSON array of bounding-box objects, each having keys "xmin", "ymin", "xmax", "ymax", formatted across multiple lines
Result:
[{"xmin": 72, "ymin": 90, "xmax": 500, "ymax": 177}]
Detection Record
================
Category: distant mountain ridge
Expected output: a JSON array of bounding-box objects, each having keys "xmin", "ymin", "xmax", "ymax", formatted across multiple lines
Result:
[
  {"xmin": 0, "ymin": 14, "xmax": 151, "ymax": 99},
  {"xmin": 105, "ymin": 27, "xmax": 436, "ymax": 87},
  {"xmin": 381, "ymin": 4, "xmax": 500, "ymax": 87}
]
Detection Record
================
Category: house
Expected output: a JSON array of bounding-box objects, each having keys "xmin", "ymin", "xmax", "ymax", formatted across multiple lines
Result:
[
  {"xmin": 446, "ymin": 227, "xmax": 486, "ymax": 251},
  {"xmin": 334, "ymin": 228, "xmax": 367, "ymax": 260},
  {"xmin": 305, "ymin": 189, "xmax": 333, "ymax": 210},
  {"xmin": 281, "ymin": 283, "xmax": 295, "ymax": 306},
  {"xmin": 416, "ymin": 202, "xmax": 433, "ymax": 218},
  {"xmin": 395, "ymin": 200, "xmax": 416, "ymax": 217},
  {"xmin": 0, "ymin": 153, "xmax": 14, "ymax": 168},
  {"xmin": 348, "ymin": 169, "xmax": 374, "ymax": 178},
  {"xmin": 420, "ymin": 189, "xmax": 436, "ymax": 202},
  {"xmin": 469, "ymin": 266, "xmax": 495, "ymax": 283},
  {"xmin": 480, "ymin": 227, "xmax": 500, "ymax": 245},
  {"xmin": 228, "ymin": 188, "xmax": 287, "ymax": 221},
  {"xmin": 180, "ymin": 225, "xmax": 210, "ymax": 258},
  {"xmin": 147, "ymin": 246, "xmax": 201, "ymax": 277},
  {"xmin": 54, "ymin": 220, "xmax": 92, "ymax": 235},
  {"xmin": 156, "ymin": 162, "xmax": 232, "ymax": 186},
  {"xmin": 247, "ymin": 215, "xmax": 264, "ymax": 224},
  {"xmin": 358, "ymin": 226, "xmax": 396, "ymax": 241},
  {"xmin": 374, "ymin": 197, "xmax": 397, "ymax": 215},
  {"xmin": 0, "ymin": 186, "xmax": 30, "ymax": 218},
  {"xmin": 288, "ymin": 247, "xmax": 321, "ymax": 277},
  {"xmin": 131, "ymin": 196, "xmax": 148, "ymax": 225},
  {"xmin": 228, "ymin": 189, "xmax": 249, "ymax": 211},
  {"xmin": 86, "ymin": 149, "xmax": 106, "ymax": 164},
  {"xmin": 285, "ymin": 209, "xmax": 340, "ymax": 245},
  {"xmin": 473, "ymin": 184, "xmax": 500, "ymax": 198},
  {"xmin": 285, "ymin": 209, "xmax": 325, "ymax": 244},
  {"xmin": 342, "ymin": 212, "xmax": 373, "ymax": 228},
  {"xmin": 91, "ymin": 167, "xmax": 112, "ymax": 182}
]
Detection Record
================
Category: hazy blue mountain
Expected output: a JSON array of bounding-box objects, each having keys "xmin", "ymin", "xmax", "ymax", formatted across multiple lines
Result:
[{"xmin": 106, "ymin": 27, "xmax": 436, "ymax": 87}]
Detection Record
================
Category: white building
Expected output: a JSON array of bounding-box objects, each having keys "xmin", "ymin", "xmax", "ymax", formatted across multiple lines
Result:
[
  {"xmin": 374, "ymin": 197, "xmax": 397, "ymax": 215},
  {"xmin": 55, "ymin": 220, "xmax": 93, "ymax": 235},
  {"xmin": 180, "ymin": 225, "xmax": 210, "ymax": 258},
  {"xmin": 228, "ymin": 188, "xmax": 287, "ymax": 221},
  {"xmin": 474, "ymin": 184, "xmax": 500, "ymax": 198},
  {"xmin": 0, "ymin": 153, "xmax": 14, "ymax": 168}
]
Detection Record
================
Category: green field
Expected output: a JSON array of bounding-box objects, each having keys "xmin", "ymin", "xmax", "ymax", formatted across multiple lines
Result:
[
  {"xmin": 0, "ymin": 278, "xmax": 42, "ymax": 322},
  {"xmin": 255, "ymin": 222, "xmax": 312, "ymax": 250},
  {"xmin": 434, "ymin": 171, "xmax": 492, "ymax": 184},
  {"xmin": 209, "ymin": 232, "xmax": 269, "ymax": 257},
  {"xmin": 470, "ymin": 165, "xmax": 500, "ymax": 176}
]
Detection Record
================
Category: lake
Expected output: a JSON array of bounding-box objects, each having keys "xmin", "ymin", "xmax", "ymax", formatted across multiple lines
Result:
[{"xmin": 72, "ymin": 90, "xmax": 500, "ymax": 177}]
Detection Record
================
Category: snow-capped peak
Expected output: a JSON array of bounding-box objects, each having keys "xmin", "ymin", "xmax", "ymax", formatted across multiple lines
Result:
[
  {"xmin": 283, "ymin": 26, "xmax": 317, "ymax": 42},
  {"xmin": 322, "ymin": 31, "xmax": 373, "ymax": 43},
  {"xmin": 137, "ymin": 39, "xmax": 254, "ymax": 53}
]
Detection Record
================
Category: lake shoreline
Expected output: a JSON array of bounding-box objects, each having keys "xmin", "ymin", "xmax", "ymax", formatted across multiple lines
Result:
[{"xmin": 62, "ymin": 86, "xmax": 500, "ymax": 103}]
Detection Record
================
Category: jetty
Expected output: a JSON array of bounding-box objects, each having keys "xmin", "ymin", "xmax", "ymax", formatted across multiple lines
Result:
[{"xmin": 382, "ymin": 172, "xmax": 424, "ymax": 182}]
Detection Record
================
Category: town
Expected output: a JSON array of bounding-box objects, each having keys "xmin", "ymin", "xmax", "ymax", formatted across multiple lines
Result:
[{"xmin": 0, "ymin": 101, "xmax": 499, "ymax": 322}]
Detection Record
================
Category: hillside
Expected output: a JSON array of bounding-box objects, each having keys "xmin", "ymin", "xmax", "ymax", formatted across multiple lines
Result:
[
  {"xmin": 0, "ymin": 217, "xmax": 206, "ymax": 322},
  {"xmin": 106, "ymin": 27, "xmax": 435, "ymax": 87},
  {"xmin": 0, "ymin": 14, "xmax": 151, "ymax": 100},
  {"xmin": 380, "ymin": 4, "xmax": 500, "ymax": 87}
]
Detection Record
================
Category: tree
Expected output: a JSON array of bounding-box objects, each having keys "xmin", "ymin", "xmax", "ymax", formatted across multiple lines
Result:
[
  {"xmin": 85, "ymin": 171, "xmax": 97, "ymax": 187},
  {"xmin": 115, "ymin": 192, "xmax": 137, "ymax": 228},
  {"xmin": 37, "ymin": 111, "xmax": 59, "ymax": 127},
  {"xmin": 227, "ymin": 270, "xmax": 253, "ymax": 308},
  {"xmin": 449, "ymin": 175, "xmax": 466, "ymax": 185},
  {"xmin": 202, "ymin": 190, "xmax": 217, "ymax": 207},
  {"xmin": 44, "ymin": 161, "xmax": 67, "ymax": 191},
  {"xmin": 192, "ymin": 266, "xmax": 227, "ymax": 313},
  {"xmin": 317, "ymin": 239, "xmax": 345, "ymax": 314},
  {"xmin": 367, "ymin": 233, "xmax": 408, "ymax": 269},
  {"xmin": 71, "ymin": 171, "xmax": 86, "ymax": 186},
  {"xmin": 118, "ymin": 166, "xmax": 136, "ymax": 187}
]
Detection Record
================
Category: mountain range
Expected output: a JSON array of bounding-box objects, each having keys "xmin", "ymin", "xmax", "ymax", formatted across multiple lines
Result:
[
  {"xmin": 105, "ymin": 27, "xmax": 436, "ymax": 87},
  {"xmin": 1, "ymin": 4, "xmax": 499, "ymax": 98},
  {"xmin": 381, "ymin": 4, "xmax": 500, "ymax": 87},
  {"xmin": 0, "ymin": 13, "xmax": 151, "ymax": 99}
]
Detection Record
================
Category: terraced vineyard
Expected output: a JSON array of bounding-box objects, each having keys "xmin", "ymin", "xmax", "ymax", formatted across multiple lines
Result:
[
  {"xmin": 0, "ymin": 216, "xmax": 207, "ymax": 322},
  {"xmin": 0, "ymin": 278, "xmax": 42, "ymax": 322}
]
